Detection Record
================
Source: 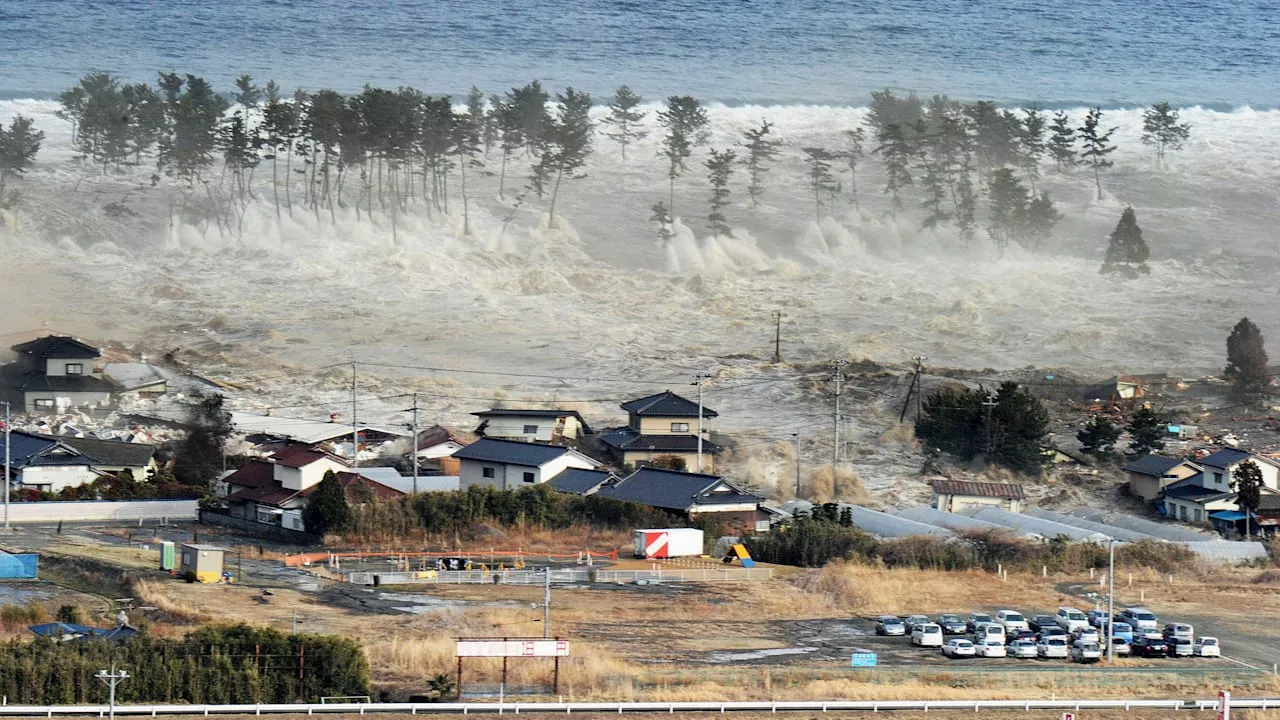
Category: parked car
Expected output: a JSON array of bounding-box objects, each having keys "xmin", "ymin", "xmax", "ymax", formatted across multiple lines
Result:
[
  {"xmin": 1036, "ymin": 636, "xmax": 1069, "ymax": 659},
  {"xmin": 937, "ymin": 614, "xmax": 968, "ymax": 635},
  {"xmin": 974, "ymin": 622, "xmax": 1006, "ymax": 644},
  {"xmin": 974, "ymin": 637, "xmax": 1006, "ymax": 658},
  {"xmin": 1194, "ymin": 637, "xmax": 1221, "ymax": 658},
  {"xmin": 1055, "ymin": 606, "xmax": 1089, "ymax": 632},
  {"xmin": 1028, "ymin": 614, "xmax": 1057, "ymax": 633},
  {"xmin": 1167, "ymin": 638, "xmax": 1194, "ymax": 658},
  {"xmin": 942, "ymin": 638, "xmax": 976, "ymax": 658},
  {"xmin": 876, "ymin": 615, "xmax": 907, "ymax": 636},
  {"xmin": 996, "ymin": 610, "xmax": 1030, "ymax": 633},
  {"xmin": 1110, "ymin": 637, "xmax": 1131, "ymax": 656},
  {"xmin": 905, "ymin": 615, "xmax": 932, "ymax": 632},
  {"xmin": 1072, "ymin": 626, "xmax": 1100, "ymax": 644},
  {"xmin": 1087, "ymin": 610, "xmax": 1109, "ymax": 628},
  {"xmin": 966, "ymin": 613, "xmax": 994, "ymax": 633},
  {"xmin": 1014, "ymin": 629, "xmax": 1037, "ymax": 641},
  {"xmin": 1163, "ymin": 623, "xmax": 1194, "ymax": 643},
  {"xmin": 1120, "ymin": 607, "xmax": 1159, "ymax": 632},
  {"xmin": 1008, "ymin": 639, "xmax": 1039, "ymax": 659},
  {"xmin": 1131, "ymin": 636, "xmax": 1169, "ymax": 658},
  {"xmin": 1071, "ymin": 641, "xmax": 1102, "ymax": 664},
  {"xmin": 912, "ymin": 623, "xmax": 944, "ymax": 647},
  {"xmin": 1110, "ymin": 621, "xmax": 1134, "ymax": 644},
  {"xmin": 1037, "ymin": 626, "xmax": 1067, "ymax": 641}
]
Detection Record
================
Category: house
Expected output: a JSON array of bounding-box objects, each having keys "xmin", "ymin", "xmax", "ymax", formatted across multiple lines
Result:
[
  {"xmin": 1194, "ymin": 448, "xmax": 1280, "ymax": 494},
  {"xmin": 931, "ymin": 479, "xmax": 1026, "ymax": 513},
  {"xmin": 601, "ymin": 391, "xmax": 722, "ymax": 472},
  {"xmin": 1123, "ymin": 454, "xmax": 1203, "ymax": 502},
  {"xmin": 28, "ymin": 622, "xmax": 140, "ymax": 643},
  {"xmin": 228, "ymin": 411, "xmax": 409, "ymax": 459},
  {"xmin": 3, "ymin": 430, "xmax": 156, "ymax": 493},
  {"xmin": 1161, "ymin": 478, "xmax": 1239, "ymax": 524},
  {"xmin": 104, "ymin": 363, "xmax": 168, "ymax": 396},
  {"xmin": 1210, "ymin": 493, "xmax": 1280, "ymax": 537},
  {"xmin": 356, "ymin": 466, "xmax": 460, "ymax": 494},
  {"xmin": 2, "ymin": 336, "xmax": 117, "ymax": 413},
  {"xmin": 219, "ymin": 447, "xmax": 403, "ymax": 531},
  {"xmin": 412, "ymin": 425, "xmax": 475, "ymax": 475},
  {"xmin": 546, "ymin": 468, "xmax": 616, "ymax": 496},
  {"xmin": 1081, "ymin": 376, "xmax": 1143, "ymax": 406},
  {"xmin": 598, "ymin": 467, "xmax": 769, "ymax": 532},
  {"xmin": 452, "ymin": 438, "xmax": 598, "ymax": 491},
  {"xmin": 471, "ymin": 409, "xmax": 590, "ymax": 443}
]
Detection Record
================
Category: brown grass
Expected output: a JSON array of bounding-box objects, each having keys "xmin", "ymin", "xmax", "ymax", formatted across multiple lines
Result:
[{"xmin": 131, "ymin": 578, "xmax": 213, "ymax": 622}]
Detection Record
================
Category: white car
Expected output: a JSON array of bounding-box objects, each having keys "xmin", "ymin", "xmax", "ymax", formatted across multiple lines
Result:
[
  {"xmin": 1194, "ymin": 637, "xmax": 1221, "ymax": 657},
  {"xmin": 942, "ymin": 638, "xmax": 976, "ymax": 658},
  {"xmin": 1120, "ymin": 607, "xmax": 1159, "ymax": 633},
  {"xmin": 1037, "ymin": 636, "xmax": 1069, "ymax": 659},
  {"xmin": 973, "ymin": 622, "xmax": 1006, "ymax": 643},
  {"xmin": 1055, "ymin": 606, "xmax": 1089, "ymax": 632},
  {"xmin": 1072, "ymin": 626, "xmax": 1100, "ymax": 644},
  {"xmin": 996, "ymin": 610, "xmax": 1029, "ymax": 633},
  {"xmin": 1008, "ymin": 639, "xmax": 1039, "ymax": 659},
  {"xmin": 974, "ymin": 637, "xmax": 1006, "ymax": 658},
  {"xmin": 1110, "ymin": 637, "xmax": 1131, "ymax": 656},
  {"xmin": 912, "ymin": 623, "xmax": 944, "ymax": 647},
  {"xmin": 1071, "ymin": 641, "xmax": 1102, "ymax": 664}
]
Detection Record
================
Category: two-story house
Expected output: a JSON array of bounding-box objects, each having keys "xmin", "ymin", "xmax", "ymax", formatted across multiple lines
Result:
[
  {"xmin": 1195, "ymin": 448, "xmax": 1280, "ymax": 493},
  {"xmin": 1158, "ymin": 448, "xmax": 1280, "ymax": 525},
  {"xmin": 2, "ymin": 336, "xmax": 117, "ymax": 413},
  {"xmin": 4, "ymin": 431, "xmax": 157, "ymax": 493},
  {"xmin": 471, "ymin": 408, "xmax": 590, "ymax": 443},
  {"xmin": 600, "ymin": 391, "xmax": 722, "ymax": 472},
  {"xmin": 1123, "ymin": 454, "xmax": 1203, "ymax": 502},
  {"xmin": 453, "ymin": 438, "xmax": 598, "ymax": 491}
]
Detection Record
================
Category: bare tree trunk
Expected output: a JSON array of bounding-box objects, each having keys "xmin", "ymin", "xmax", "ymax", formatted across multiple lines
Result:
[
  {"xmin": 459, "ymin": 154, "xmax": 470, "ymax": 236},
  {"xmin": 548, "ymin": 168, "xmax": 564, "ymax": 227}
]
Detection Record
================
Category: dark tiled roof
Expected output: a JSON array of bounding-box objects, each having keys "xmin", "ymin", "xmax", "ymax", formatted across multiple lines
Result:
[
  {"xmin": 1123, "ymin": 454, "xmax": 1192, "ymax": 477},
  {"xmin": 415, "ymin": 425, "xmax": 475, "ymax": 451},
  {"xmin": 1161, "ymin": 484, "xmax": 1224, "ymax": 501},
  {"xmin": 620, "ymin": 391, "xmax": 717, "ymax": 418},
  {"xmin": 1198, "ymin": 448, "xmax": 1252, "ymax": 469},
  {"xmin": 452, "ymin": 437, "xmax": 583, "ymax": 467},
  {"xmin": 11, "ymin": 336, "xmax": 101, "ymax": 359},
  {"xmin": 1258, "ymin": 494, "xmax": 1280, "ymax": 510},
  {"xmin": 226, "ymin": 468, "xmax": 402, "ymax": 508},
  {"xmin": 931, "ymin": 479, "xmax": 1025, "ymax": 500},
  {"xmin": 271, "ymin": 446, "xmax": 347, "ymax": 469},
  {"xmin": 598, "ymin": 467, "xmax": 761, "ymax": 511},
  {"xmin": 226, "ymin": 483, "xmax": 301, "ymax": 506},
  {"xmin": 42, "ymin": 434, "xmax": 154, "ymax": 467},
  {"xmin": 599, "ymin": 428, "xmax": 723, "ymax": 454},
  {"xmin": 547, "ymin": 468, "xmax": 614, "ymax": 495},
  {"xmin": 223, "ymin": 461, "xmax": 276, "ymax": 489},
  {"xmin": 4, "ymin": 432, "xmax": 64, "ymax": 465}
]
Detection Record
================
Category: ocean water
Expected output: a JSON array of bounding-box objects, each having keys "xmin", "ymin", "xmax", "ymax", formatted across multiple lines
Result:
[{"xmin": 1, "ymin": 0, "xmax": 1278, "ymax": 107}]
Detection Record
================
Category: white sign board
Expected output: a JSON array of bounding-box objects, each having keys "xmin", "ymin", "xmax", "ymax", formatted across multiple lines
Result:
[
  {"xmin": 456, "ymin": 639, "xmax": 570, "ymax": 657},
  {"xmin": 1217, "ymin": 690, "xmax": 1230, "ymax": 720}
]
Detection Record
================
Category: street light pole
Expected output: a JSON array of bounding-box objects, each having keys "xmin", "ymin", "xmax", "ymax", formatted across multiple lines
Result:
[
  {"xmin": 1107, "ymin": 538, "xmax": 1116, "ymax": 664},
  {"xmin": 3, "ymin": 400, "xmax": 10, "ymax": 531},
  {"xmin": 96, "ymin": 664, "xmax": 130, "ymax": 720}
]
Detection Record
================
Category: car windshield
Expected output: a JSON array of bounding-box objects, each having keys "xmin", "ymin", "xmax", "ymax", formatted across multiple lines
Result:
[
  {"xmin": 1114, "ymin": 623, "xmax": 1131, "ymax": 631},
  {"xmin": 1048, "ymin": 639, "xmax": 1066, "ymax": 646},
  {"xmin": 924, "ymin": 626, "xmax": 940, "ymax": 633},
  {"xmin": 1202, "ymin": 639, "xmax": 1217, "ymax": 645},
  {"xmin": 956, "ymin": 641, "xmax": 972, "ymax": 647},
  {"xmin": 1134, "ymin": 612, "xmax": 1155, "ymax": 620},
  {"xmin": 940, "ymin": 614, "xmax": 960, "ymax": 622},
  {"xmin": 1014, "ymin": 640, "xmax": 1033, "ymax": 647},
  {"xmin": 881, "ymin": 616, "xmax": 900, "ymax": 622},
  {"xmin": 1068, "ymin": 611, "xmax": 1086, "ymax": 620},
  {"xmin": 1005, "ymin": 613, "xmax": 1024, "ymax": 621}
]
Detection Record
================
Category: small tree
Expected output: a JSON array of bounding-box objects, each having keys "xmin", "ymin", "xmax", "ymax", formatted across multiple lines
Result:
[
  {"xmin": 1048, "ymin": 110, "xmax": 1076, "ymax": 172},
  {"xmin": 657, "ymin": 95, "xmax": 710, "ymax": 215},
  {"xmin": 1224, "ymin": 317, "xmax": 1269, "ymax": 402},
  {"xmin": 1077, "ymin": 416, "xmax": 1121, "ymax": 456},
  {"xmin": 0, "ymin": 115, "xmax": 45, "ymax": 199},
  {"xmin": 1126, "ymin": 406, "xmax": 1165, "ymax": 456},
  {"xmin": 986, "ymin": 167, "xmax": 1029, "ymax": 253},
  {"xmin": 801, "ymin": 147, "xmax": 840, "ymax": 222},
  {"xmin": 1100, "ymin": 207, "xmax": 1150, "ymax": 276},
  {"xmin": 1019, "ymin": 106, "xmax": 1047, "ymax": 190},
  {"xmin": 174, "ymin": 392, "xmax": 234, "ymax": 489},
  {"xmin": 1233, "ymin": 460, "xmax": 1264, "ymax": 540},
  {"xmin": 1141, "ymin": 102, "xmax": 1191, "ymax": 169},
  {"xmin": 600, "ymin": 85, "xmax": 647, "ymax": 161},
  {"xmin": 650, "ymin": 200, "xmax": 674, "ymax": 247},
  {"xmin": 874, "ymin": 123, "xmax": 913, "ymax": 213},
  {"xmin": 1023, "ymin": 192, "xmax": 1062, "ymax": 251},
  {"xmin": 538, "ymin": 87, "xmax": 593, "ymax": 225},
  {"xmin": 1078, "ymin": 107, "xmax": 1117, "ymax": 201},
  {"xmin": 704, "ymin": 148, "xmax": 736, "ymax": 238},
  {"xmin": 842, "ymin": 127, "xmax": 865, "ymax": 209},
  {"xmin": 740, "ymin": 120, "xmax": 781, "ymax": 208},
  {"xmin": 303, "ymin": 470, "xmax": 353, "ymax": 535}
]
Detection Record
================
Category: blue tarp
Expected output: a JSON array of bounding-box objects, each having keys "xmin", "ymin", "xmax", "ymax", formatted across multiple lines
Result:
[
  {"xmin": 0, "ymin": 553, "xmax": 38, "ymax": 579},
  {"xmin": 29, "ymin": 623, "xmax": 139, "ymax": 642},
  {"xmin": 1209, "ymin": 511, "xmax": 1248, "ymax": 521}
]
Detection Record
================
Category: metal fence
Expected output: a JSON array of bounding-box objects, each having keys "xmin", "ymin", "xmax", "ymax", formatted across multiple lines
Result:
[
  {"xmin": 0, "ymin": 553, "xmax": 37, "ymax": 579},
  {"xmin": 346, "ymin": 567, "xmax": 773, "ymax": 586}
]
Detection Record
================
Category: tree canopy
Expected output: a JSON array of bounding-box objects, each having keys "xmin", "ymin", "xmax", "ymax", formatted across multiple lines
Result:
[
  {"xmin": 915, "ymin": 381, "xmax": 1050, "ymax": 474},
  {"xmin": 303, "ymin": 470, "xmax": 353, "ymax": 535},
  {"xmin": 1101, "ymin": 207, "xmax": 1150, "ymax": 276},
  {"xmin": 1224, "ymin": 317, "xmax": 1269, "ymax": 402}
]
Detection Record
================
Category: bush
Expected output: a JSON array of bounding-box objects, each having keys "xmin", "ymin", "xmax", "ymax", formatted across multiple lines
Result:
[{"xmin": 54, "ymin": 605, "xmax": 83, "ymax": 624}]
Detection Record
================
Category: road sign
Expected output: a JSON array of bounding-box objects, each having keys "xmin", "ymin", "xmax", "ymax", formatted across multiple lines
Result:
[
  {"xmin": 456, "ymin": 639, "xmax": 570, "ymax": 657},
  {"xmin": 1217, "ymin": 690, "xmax": 1230, "ymax": 720},
  {"xmin": 850, "ymin": 653, "xmax": 877, "ymax": 667}
]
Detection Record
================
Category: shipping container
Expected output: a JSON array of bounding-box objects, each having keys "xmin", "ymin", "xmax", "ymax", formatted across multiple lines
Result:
[{"xmin": 633, "ymin": 528, "xmax": 703, "ymax": 558}]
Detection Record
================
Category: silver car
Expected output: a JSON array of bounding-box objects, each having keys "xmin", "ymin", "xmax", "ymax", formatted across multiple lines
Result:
[{"xmin": 876, "ymin": 615, "xmax": 907, "ymax": 636}]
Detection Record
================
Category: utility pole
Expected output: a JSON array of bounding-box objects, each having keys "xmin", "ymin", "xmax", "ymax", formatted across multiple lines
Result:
[
  {"xmin": 694, "ymin": 373, "xmax": 708, "ymax": 472},
  {"xmin": 792, "ymin": 432, "xmax": 802, "ymax": 498},
  {"xmin": 832, "ymin": 360, "xmax": 848, "ymax": 466},
  {"xmin": 543, "ymin": 567, "xmax": 551, "ymax": 638},
  {"xmin": 914, "ymin": 356, "xmax": 926, "ymax": 422},
  {"xmin": 1106, "ymin": 538, "xmax": 1116, "ymax": 664},
  {"xmin": 409, "ymin": 393, "xmax": 419, "ymax": 494},
  {"xmin": 982, "ymin": 392, "xmax": 998, "ymax": 457},
  {"xmin": 2, "ymin": 400, "xmax": 9, "ymax": 531},
  {"xmin": 898, "ymin": 355, "xmax": 927, "ymax": 424},
  {"xmin": 772, "ymin": 311, "xmax": 782, "ymax": 364},
  {"xmin": 350, "ymin": 362, "xmax": 359, "ymax": 468},
  {"xmin": 96, "ymin": 664, "xmax": 130, "ymax": 720}
]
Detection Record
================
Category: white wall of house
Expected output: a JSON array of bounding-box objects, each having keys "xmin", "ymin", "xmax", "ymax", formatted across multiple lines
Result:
[
  {"xmin": 1207, "ymin": 460, "xmax": 1280, "ymax": 492},
  {"xmin": 1165, "ymin": 496, "xmax": 1236, "ymax": 524},
  {"xmin": 274, "ymin": 457, "xmax": 349, "ymax": 491},
  {"xmin": 460, "ymin": 452, "xmax": 594, "ymax": 491},
  {"xmin": 416, "ymin": 441, "xmax": 463, "ymax": 460},
  {"xmin": 933, "ymin": 494, "xmax": 1022, "ymax": 514},
  {"xmin": 24, "ymin": 390, "xmax": 113, "ymax": 413},
  {"xmin": 18, "ymin": 465, "xmax": 96, "ymax": 493},
  {"xmin": 540, "ymin": 452, "xmax": 596, "ymax": 482},
  {"xmin": 44, "ymin": 358, "xmax": 101, "ymax": 377},
  {"xmin": 480, "ymin": 415, "xmax": 584, "ymax": 442},
  {"xmin": 622, "ymin": 449, "xmax": 712, "ymax": 472}
]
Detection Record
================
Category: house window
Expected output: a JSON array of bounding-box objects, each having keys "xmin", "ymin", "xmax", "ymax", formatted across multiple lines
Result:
[
  {"xmin": 671, "ymin": 422, "xmax": 690, "ymax": 432},
  {"xmin": 1214, "ymin": 472, "xmax": 1224, "ymax": 485},
  {"xmin": 65, "ymin": 363, "xmax": 84, "ymax": 375},
  {"xmin": 523, "ymin": 471, "xmax": 535, "ymax": 483},
  {"xmin": 482, "ymin": 467, "xmax": 496, "ymax": 479},
  {"xmin": 1194, "ymin": 508, "xmax": 1202, "ymax": 522},
  {"xmin": 523, "ymin": 425, "xmax": 538, "ymax": 434},
  {"xmin": 33, "ymin": 399, "xmax": 55, "ymax": 409}
]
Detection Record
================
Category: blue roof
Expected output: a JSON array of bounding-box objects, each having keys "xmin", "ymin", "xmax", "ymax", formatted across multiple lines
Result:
[
  {"xmin": 1123, "ymin": 454, "xmax": 1191, "ymax": 477},
  {"xmin": 547, "ymin": 468, "xmax": 613, "ymax": 495},
  {"xmin": 1210, "ymin": 511, "xmax": 1248, "ymax": 521},
  {"xmin": 28, "ymin": 623, "xmax": 139, "ymax": 642},
  {"xmin": 1198, "ymin": 448, "xmax": 1252, "ymax": 469},
  {"xmin": 452, "ymin": 437, "xmax": 582, "ymax": 467}
]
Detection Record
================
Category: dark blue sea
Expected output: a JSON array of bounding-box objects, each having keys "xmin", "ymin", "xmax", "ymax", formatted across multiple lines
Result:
[{"xmin": 1, "ymin": 0, "xmax": 1277, "ymax": 107}]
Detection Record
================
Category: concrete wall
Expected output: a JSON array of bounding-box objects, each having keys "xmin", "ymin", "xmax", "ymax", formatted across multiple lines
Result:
[
  {"xmin": 2, "ymin": 499, "xmax": 198, "ymax": 523},
  {"xmin": 18, "ymin": 465, "xmax": 97, "ymax": 493}
]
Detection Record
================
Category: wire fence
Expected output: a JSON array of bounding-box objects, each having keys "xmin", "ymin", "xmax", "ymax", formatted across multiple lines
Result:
[{"xmin": 346, "ymin": 567, "xmax": 773, "ymax": 586}]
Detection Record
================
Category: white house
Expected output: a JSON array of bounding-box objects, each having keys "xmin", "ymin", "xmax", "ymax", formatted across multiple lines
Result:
[
  {"xmin": 5, "ymin": 430, "xmax": 156, "ymax": 493},
  {"xmin": 453, "ymin": 438, "xmax": 598, "ymax": 491},
  {"xmin": 2, "ymin": 336, "xmax": 116, "ymax": 413},
  {"xmin": 931, "ymin": 478, "xmax": 1026, "ymax": 514},
  {"xmin": 471, "ymin": 409, "xmax": 591, "ymax": 443},
  {"xmin": 1195, "ymin": 448, "xmax": 1280, "ymax": 493}
]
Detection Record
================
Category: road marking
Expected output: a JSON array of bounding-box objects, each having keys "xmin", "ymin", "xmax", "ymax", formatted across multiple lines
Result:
[{"xmin": 1219, "ymin": 655, "xmax": 1262, "ymax": 670}]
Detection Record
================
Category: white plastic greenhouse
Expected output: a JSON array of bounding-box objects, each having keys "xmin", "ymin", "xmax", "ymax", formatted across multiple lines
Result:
[
  {"xmin": 896, "ymin": 506, "xmax": 1040, "ymax": 538},
  {"xmin": 961, "ymin": 507, "xmax": 1112, "ymax": 543},
  {"xmin": 1065, "ymin": 508, "xmax": 1213, "ymax": 542}
]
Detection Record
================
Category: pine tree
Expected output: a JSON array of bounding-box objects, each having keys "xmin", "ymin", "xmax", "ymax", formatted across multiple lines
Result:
[
  {"xmin": 657, "ymin": 95, "xmax": 710, "ymax": 215},
  {"xmin": 740, "ymin": 120, "xmax": 781, "ymax": 208},
  {"xmin": 1233, "ymin": 460, "xmax": 1264, "ymax": 539},
  {"xmin": 1023, "ymin": 192, "xmax": 1062, "ymax": 251},
  {"xmin": 261, "ymin": 81, "xmax": 300, "ymax": 220},
  {"xmin": 538, "ymin": 87, "xmax": 593, "ymax": 225},
  {"xmin": 465, "ymin": 86, "xmax": 494, "ymax": 156},
  {"xmin": 1141, "ymin": 102, "xmax": 1191, "ymax": 169},
  {"xmin": 1078, "ymin": 107, "xmax": 1117, "ymax": 201},
  {"xmin": 1019, "ymin": 106, "xmax": 1047, "ymax": 190},
  {"xmin": 453, "ymin": 100, "xmax": 483, "ymax": 235},
  {"xmin": 842, "ymin": 127, "xmax": 865, "ymax": 208},
  {"xmin": 600, "ymin": 85, "xmax": 647, "ymax": 161},
  {"xmin": 915, "ymin": 119, "xmax": 951, "ymax": 230},
  {"xmin": 865, "ymin": 89, "xmax": 924, "ymax": 154},
  {"xmin": 0, "ymin": 115, "xmax": 44, "ymax": 198},
  {"xmin": 1224, "ymin": 317, "xmax": 1269, "ymax": 402},
  {"xmin": 233, "ymin": 74, "xmax": 262, "ymax": 107},
  {"xmin": 1048, "ymin": 110, "xmax": 1076, "ymax": 172},
  {"xmin": 1126, "ymin": 406, "xmax": 1165, "ymax": 456},
  {"xmin": 649, "ymin": 200, "xmax": 674, "ymax": 247},
  {"xmin": 954, "ymin": 151, "xmax": 977, "ymax": 248},
  {"xmin": 1077, "ymin": 416, "xmax": 1121, "ymax": 456},
  {"xmin": 510, "ymin": 81, "xmax": 550, "ymax": 158},
  {"xmin": 874, "ymin": 123, "xmax": 913, "ymax": 213},
  {"xmin": 303, "ymin": 470, "xmax": 353, "ymax": 535},
  {"xmin": 801, "ymin": 147, "xmax": 840, "ymax": 222},
  {"xmin": 986, "ymin": 167, "xmax": 1029, "ymax": 253},
  {"xmin": 1100, "ymin": 207, "xmax": 1151, "ymax": 276},
  {"xmin": 492, "ymin": 95, "xmax": 523, "ymax": 199},
  {"xmin": 704, "ymin": 148, "xmax": 736, "ymax": 237}
]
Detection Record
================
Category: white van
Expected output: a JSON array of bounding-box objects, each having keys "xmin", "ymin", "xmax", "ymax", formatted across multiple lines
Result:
[
  {"xmin": 995, "ymin": 610, "xmax": 1029, "ymax": 633},
  {"xmin": 1055, "ymin": 606, "xmax": 1089, "ymax": 632},
  {"xmin": 974, "ymin": 622, "xmax": 1006, "ymax": 643},
  {"xmin": 911, "ymin": 623, "xmax": 944, "ymax": 647}
]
